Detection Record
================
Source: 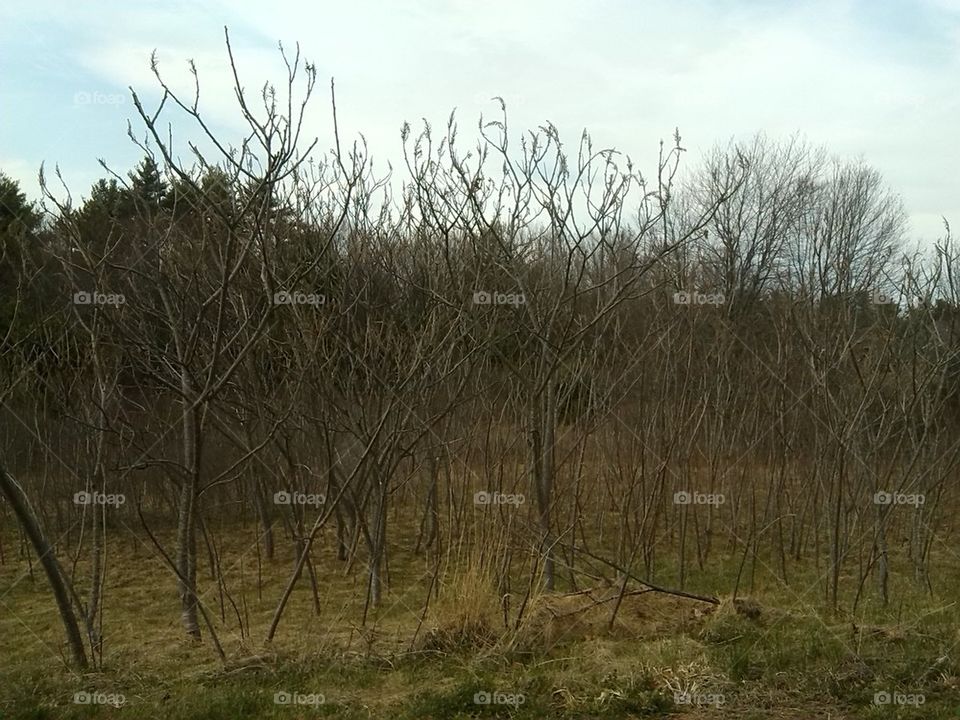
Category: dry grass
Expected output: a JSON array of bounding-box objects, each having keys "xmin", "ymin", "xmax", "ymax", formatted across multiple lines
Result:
[{"xmin": 4, "ymin": 510, "xmax": 960, "ymax": 718}]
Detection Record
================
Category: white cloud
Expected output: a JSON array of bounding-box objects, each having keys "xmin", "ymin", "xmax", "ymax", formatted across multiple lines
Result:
[{"xmin": 4, "ymin": 0, "xmax": 957, "ymax": 241}]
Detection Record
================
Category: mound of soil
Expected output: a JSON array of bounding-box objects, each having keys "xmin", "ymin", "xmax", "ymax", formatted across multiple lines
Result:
[{"xmin": 517, "ymin": 587, "xmax": 719, "ymax": 649}]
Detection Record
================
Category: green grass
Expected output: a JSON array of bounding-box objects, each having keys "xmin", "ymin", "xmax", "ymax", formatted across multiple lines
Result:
[{"xmin": 3, "ymin": 521, "xmax": 960, "ymax": 719}]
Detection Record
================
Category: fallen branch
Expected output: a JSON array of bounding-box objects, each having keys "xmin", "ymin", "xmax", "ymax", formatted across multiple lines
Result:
[{"xmin": 558, "ymin": 539, "xmax": 720, "ymax": 606}]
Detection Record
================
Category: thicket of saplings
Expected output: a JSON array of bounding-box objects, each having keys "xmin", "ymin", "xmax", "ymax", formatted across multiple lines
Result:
[{"xmin": 1, "ymin": 44, "xmax": 959, "ymax": 689}]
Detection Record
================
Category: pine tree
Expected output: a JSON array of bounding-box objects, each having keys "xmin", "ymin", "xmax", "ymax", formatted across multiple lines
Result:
[
  {"xmin": 127, "ymin": 155, "xmax": 169, "ymax": 216},
  {"xmin": 0, "ymin": 172, "xmax": 41, "ymax": 234}
]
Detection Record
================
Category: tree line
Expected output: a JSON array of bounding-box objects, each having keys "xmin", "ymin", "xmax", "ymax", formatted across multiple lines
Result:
[{"xmin": 1, "ymin": 36, "xmax": 958, "ymax": 669}]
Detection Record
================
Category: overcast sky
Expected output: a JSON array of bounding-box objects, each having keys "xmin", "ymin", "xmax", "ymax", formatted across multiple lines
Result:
[{"xmin": 2, "ymin": 0, "xmax": 957, "ymax": 244}]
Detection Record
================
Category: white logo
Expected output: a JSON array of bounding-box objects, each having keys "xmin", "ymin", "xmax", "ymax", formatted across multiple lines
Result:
[
  {"xmin": 474, "ymin": 490, "xmax": 525, "ymax": 506},
  {"xmin": 273, "ymin": 490, "xmax": 326, "ymax": 506},
  {"xmin": 73, "ymin": 91, "xmax": 125, "ymax": 106},
  {"xmin": 273, "ymin": 691, "xmax": 325, "ymax": 706},
  {"xmin": 673, "ymin": 491, "xmax": 725, "ymax": 506},
  {"xmin": 73, "ymin": 691, "xmax": 125, "ymax": 707},
  {"xmin": 473, "ymin": 690, "xmax": 525, "ymax": 707},
  {"xmin": 871, "ymin": 290, "xmax": 897, "ymax": 305},
  {"xmin": 673, "ymin": 290, "xmax": 725, "ymax": 306},
  {"xmin": 74, "ymin": 490, "xmax": 126, "ymax": 507},
  {"xmin": 473, "ymin": 290, "xmax": 525, "ymax": 306},
  {"xmin": 873, "ymin": 690, "xmax": 924, "ymax": 706},
  {"xmin": 273, "ymin": 291, "xmax": 326, "ymax": 306},
  {"xmin": 674, "ymin": 691, "xmax": 724, "ymax": 707},
  {"xmin": 873, "ymin": 491, "xmax": 924, "ymax": 507},
  {"xmin": 73, "ymin": 291, "xmax": 125, "ymax": 306}
]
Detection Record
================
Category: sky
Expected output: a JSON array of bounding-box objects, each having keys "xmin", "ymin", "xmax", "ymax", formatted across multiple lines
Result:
[{"xmin": 1, "ymin": 0, "xmax": 958, "ymax": 244}]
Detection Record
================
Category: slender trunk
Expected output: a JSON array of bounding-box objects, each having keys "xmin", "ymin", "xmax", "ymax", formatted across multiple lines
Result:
[
  {"xmin": 250, "ymin": 474, "xmax": 274, "ymax": 560},
  {"xmin": 368, "ymin": 478, "xmax": 388, "ymax": 608},
  {"xmin": 415, "ymin": 455, "xmax": 439, "ymax": 554},
  {"xmin": 541, "ymin": 380, "xmax": 556, "ymax": 590},
  {"xmin": 176, "ymin": 473, "xmax": 200, "ymax": 639},
  {"xmin": 86, "ymin": 334, "xmax": 108, "ymax": 661},
  {"xmin": 530, "ymin": 375, "xmax": 556, "ymax": 591},
  {"xmin": 875, "ymin": 503, "xmax": 889, "ymax": 605},
  {"xmin": 86, "ymin": 497, "xmax": 103, "ymax": 659},
  {"xmin": 0, "ymin": 462, "xmax": 88, "ymax": 668},
  {"xmin": 177, "ymin": 380, "xmax": 202, "ymax": 640},
  {"xmin": 829, "ymin": 450, "xmax": 844, "ymax": 613}
]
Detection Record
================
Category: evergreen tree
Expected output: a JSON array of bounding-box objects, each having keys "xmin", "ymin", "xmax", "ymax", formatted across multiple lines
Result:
[
  {"xmin": 127, "ymin": 155, "xmax": 168, "ymax": 215},
  {"xmin": 0, "ymin": 172, "xmax": 41, "ymax": 235},
  {"xmin": 0, "ymin": 172, "xmax": 43, "ymax": 328}
]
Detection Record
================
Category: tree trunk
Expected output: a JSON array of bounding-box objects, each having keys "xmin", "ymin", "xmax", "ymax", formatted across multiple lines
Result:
[
  {"xmin": 250, "ymin": 474, "xmax": 274, "ymax": 560},
  {"xmin": 0, "ymin": 461, "xmax": 88, "ymax": 668},
  {"xmin": 529, "ymin": 374, "xmax": 556, "ymax": 591},
  {"xmin": 177, "ymin": 383, "xmax": 202, "ymax": 640}
]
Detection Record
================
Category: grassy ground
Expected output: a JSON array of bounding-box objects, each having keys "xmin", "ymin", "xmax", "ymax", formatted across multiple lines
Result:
[{"xmin": 2, "ymin": 517, "xmax": 960, "ymax": 719}]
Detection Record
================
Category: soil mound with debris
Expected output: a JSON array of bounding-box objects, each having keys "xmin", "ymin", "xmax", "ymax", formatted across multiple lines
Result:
[{"xmin": 516, "ymin": 587, "xmax": 720, "ymax": 649}]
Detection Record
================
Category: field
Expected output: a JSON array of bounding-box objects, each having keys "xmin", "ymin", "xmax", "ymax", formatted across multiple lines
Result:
[
  {"xmin": 3, "ymin": 478, "xmax": 960, "ymax": 719},
  {"xmin": 3, "ymin": 20, "xmax": 960, "ymax": 719}
]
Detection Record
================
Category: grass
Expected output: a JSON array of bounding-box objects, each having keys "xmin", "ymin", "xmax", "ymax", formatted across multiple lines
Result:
[{"xmin": 3, "ymin": 515, "xmax": 960, "ymax": 719}]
